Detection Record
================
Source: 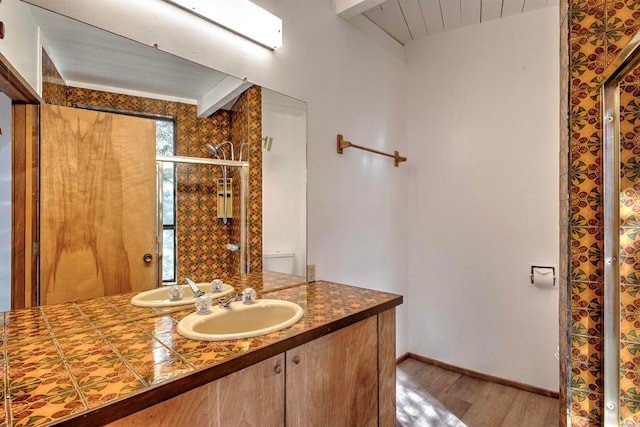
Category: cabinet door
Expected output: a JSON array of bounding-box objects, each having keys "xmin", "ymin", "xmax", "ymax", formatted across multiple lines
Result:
[
  {"xmin": 211, "ymin": 353, "xmax": 285, "ymax": 426},
  {"xmin": 106, "ymin": 353, "xmax": 285, "ymax": 427},
  {"xmin": 286, "ymin": 316, "xmax": 378, "ymax": 427}
]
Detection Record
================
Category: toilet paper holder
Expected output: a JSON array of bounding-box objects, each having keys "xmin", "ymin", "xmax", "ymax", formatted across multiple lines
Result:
[{"xmin": 530, "ymin": 265, "xmax": 556, "ymax": 287}]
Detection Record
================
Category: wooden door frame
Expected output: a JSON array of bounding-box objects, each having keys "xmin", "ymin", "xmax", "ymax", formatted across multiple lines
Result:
[{"xmin": 0, "ymin": 52, "xmax": 42, "ymax": 309}]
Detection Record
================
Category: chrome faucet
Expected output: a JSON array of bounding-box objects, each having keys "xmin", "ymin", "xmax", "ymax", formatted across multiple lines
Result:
[
  {"xmin": 185, "ymin": 278, "xmax": 205, "ymax": 298},
  {"xmin": 218, "ymin": 294, "xmax": 240, "ymax": 309}
]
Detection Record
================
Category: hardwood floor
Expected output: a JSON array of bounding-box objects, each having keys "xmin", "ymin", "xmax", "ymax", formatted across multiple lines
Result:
[{"xmin": 396, "ymin": 358, "xmax": 559, "ymax": 427}]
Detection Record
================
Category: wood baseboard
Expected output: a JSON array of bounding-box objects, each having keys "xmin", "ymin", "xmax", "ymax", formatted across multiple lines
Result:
[
  {"xmin": 399, "ymin": 352, "xmax": 559, "ymax": 399},
  {"xmin": 395, "ymin": 352, "xmax": 410, "ymax": 364}
]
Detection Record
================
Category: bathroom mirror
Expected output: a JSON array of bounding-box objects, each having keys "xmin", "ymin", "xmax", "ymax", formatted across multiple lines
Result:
[{"xmin": 13, "ymin": 4, "xmax": 307, "ymax": 307}]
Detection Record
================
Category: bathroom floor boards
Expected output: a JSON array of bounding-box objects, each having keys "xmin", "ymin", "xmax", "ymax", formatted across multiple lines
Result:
[{"xmin": 396, "ymin": 358, "xmax": 558, "ymax": 427}]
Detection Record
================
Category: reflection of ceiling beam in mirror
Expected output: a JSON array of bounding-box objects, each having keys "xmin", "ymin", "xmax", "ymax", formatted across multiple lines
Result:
[
  {"xmin": 27, "ymin": 4, "xmax": 237, "ymax": 104},
  {"xmin": 333, "ymin": 0, "xmax": 386, "ymax": 19},
  {"xmin": 197, "ymin": 75, "xmax": 252, "ymax": 118},
  {"xmin": 262, "ymin": 88, "xmax": 307, "ymax": 112},
  {"xmin": 162, "ymin": 0, "xmax": 282, "ymax": 50}
]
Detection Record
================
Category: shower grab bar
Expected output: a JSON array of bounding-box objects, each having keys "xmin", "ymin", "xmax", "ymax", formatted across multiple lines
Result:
[{"xmin": 336, "ymin": 134, "xmax": 407, "ymax": 167}]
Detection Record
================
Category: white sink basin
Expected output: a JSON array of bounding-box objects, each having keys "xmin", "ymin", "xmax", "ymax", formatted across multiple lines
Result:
[
  {"xmin": 130, "ymin": 283, "xmax": 234, "ymax": 308},
  {"xmin": 176, "ymin": 299, "xmax": 304, "ymax": 341}
]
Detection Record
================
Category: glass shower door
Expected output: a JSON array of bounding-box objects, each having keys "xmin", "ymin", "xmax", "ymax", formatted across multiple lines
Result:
[{"xmin": 603, "ymin": 31, "xmax": 640, "ymax": 426}]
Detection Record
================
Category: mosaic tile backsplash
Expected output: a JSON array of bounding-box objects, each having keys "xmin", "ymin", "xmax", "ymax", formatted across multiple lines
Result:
[
  {"xmin": 0, "ymin": 271, "xmax": 400, "ymax": 426},
  {"xmin": 41, "ymin": 48, "xmax": 263, "ymax": 284},
  {"xmin": 566, "ymin": 0, "xmax": 640, "ymax": 425}
]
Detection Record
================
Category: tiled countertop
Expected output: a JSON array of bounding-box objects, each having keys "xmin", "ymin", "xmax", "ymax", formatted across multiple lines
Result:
[{"xmin": 0, "ymin": 272, "xmax": 402, "ymax": 426}]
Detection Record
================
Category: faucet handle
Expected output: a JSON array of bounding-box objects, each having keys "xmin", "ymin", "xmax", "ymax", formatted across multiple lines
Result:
[
  {"xmin": 168, "ymin": 285, "xmax": 184, "ymax": 301},
  {"xmin": 210, "ymin": 279, "xmax": 224, "ymax": 293},
  {"xmin": 195, "ymin": 294, "xmax": 212, "ymax": 315},
  {"xmin": 242, "ymin": 288, "xmax": 257, "ymax": 304}
]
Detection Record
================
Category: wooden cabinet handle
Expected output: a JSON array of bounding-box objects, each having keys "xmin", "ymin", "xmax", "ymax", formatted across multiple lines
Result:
[
  {"xmin": 292, "ymin": 355, "xmax": 301, "ymax": 364},
  {"xmin": 274, "ymin": 363, "xmax": 282, "ymax": 374}
]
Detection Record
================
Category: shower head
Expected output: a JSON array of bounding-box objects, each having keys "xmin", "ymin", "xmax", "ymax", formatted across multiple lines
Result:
[
  {"xmin": 205, "ymin": 143, "xmax": 217, "ymax": 154},
  {"xmin": 205, "ymin": 141, "xmax": 233, "ymax": 160},
  {"xmin": 205, "ymin": 143, "xmax": 222, "ymax": 158}
]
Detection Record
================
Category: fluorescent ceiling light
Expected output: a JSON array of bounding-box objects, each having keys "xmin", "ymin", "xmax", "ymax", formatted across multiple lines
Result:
[{"xmin": 163, "ymin": 0, "xmax": 282, "ymax": 50}]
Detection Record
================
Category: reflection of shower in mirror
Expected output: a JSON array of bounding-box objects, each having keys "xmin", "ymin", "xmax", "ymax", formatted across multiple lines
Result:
[
  {"xmin": 205, "ymin": 141, "xmax": 234, "ymax": 160},
  {"xmin": 239, "ymin": 143, "xmax": 250, "ymax": 161},
  {"xmin": 205, "ymin": 142, "xmax": 235, "ymax": 224}
]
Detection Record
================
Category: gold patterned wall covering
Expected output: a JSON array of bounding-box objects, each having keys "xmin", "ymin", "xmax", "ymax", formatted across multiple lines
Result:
[
  {"xmin": 173, "ymin": 103, "xmax": 233, "ymax": 283},
  {"xmin": 566, "ymin": 1, "xmax": 640, "ymax": 425},
  {"xmin": 41, "ymin": 49, "xmax": 66, "ymax": 105},
  {"xmin": 228, "ymin": 85, "xmax": 263, "ymax": 274},
  {"xmin": 40, "ymin": 66, "xmax": 263, "ymax": 283}
]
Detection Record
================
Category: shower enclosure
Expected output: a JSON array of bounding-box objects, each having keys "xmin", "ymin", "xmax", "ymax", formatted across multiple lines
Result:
[
  {"xmin": 156, "ymin": 155, "xmax": 250, "ymax": 286},
  {"xmin": 602, "ymin": 31, "xmax": 640, "ymax": 426}
]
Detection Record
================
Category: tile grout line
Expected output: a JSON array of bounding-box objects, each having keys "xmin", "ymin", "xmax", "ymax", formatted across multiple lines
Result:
[
  {"xmin": 130, "ymin": 317, "xmax": 199, "ymax": 375},
  {"xmin": 77, "ymin": 300, "xmax": 151, "ymax": 389},
  {"xmin": 107, "ymin": 298, "xmax": 200, "ymax": 376},
  {"xmin": 3, "ymin": 302, "xmax": 191, "ymax": 350},
  {"xmin": 39, "ymin": 304, "xmax": 91, "ymax": 411},
  {"xmin": 112, "ymin": 296, "xmax": 235, "ymax": 371}
]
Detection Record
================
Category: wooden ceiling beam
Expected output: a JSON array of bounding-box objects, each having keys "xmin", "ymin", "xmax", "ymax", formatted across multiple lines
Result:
[{"xmin": 197, "ymin": 75, "xmax": 251, "ymax": 118}]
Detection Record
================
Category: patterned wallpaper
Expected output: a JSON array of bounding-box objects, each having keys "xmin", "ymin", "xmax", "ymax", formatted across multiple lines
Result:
[
  {"xmin": 41, "ymin": 48, "xmax": 263, "ymax": 285},
  {"xmin": 564, "ymin": 1, "xmax": 640, "ymax": 426},
  {"xmin": 229, "ymin": 85, "xmax": 263, "ymax": 274},
  {"xmin": 41, "ymin": 49, "xmax": 66, "ymax": 106}
]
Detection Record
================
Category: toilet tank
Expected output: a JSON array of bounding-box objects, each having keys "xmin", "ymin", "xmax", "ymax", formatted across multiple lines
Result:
[{"xmin": 262, "ymin": 251, "xmax": 295, "ymax": 274}]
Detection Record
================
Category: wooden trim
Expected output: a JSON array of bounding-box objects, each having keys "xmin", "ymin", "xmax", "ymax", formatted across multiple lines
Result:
[
  {"xmin": 12, "ymin": 104, "xmax": 39, "ymax": 309},
  {"xmin": 405, "ymin": 352, "xmax": 560, "ymax": 399},
  {"xmin": 2, "ymin": 49, "xmax": 41, "ymax": 310},
  {"xmin": 27, "ymin": 106, "xmax": 38, "ymax": 307},
  {"xmin": 396, "ymin": 352, "xmax": 410, "ymax": 364},
  {"xmin": 0, "ymin": 52, "xmax": 42, "ymax": 104},
  {"xmin": 11, "ymin": 105, "xmax": 26, "ymax": 310},
  {"xmin": 378, "ymin": 309, "xmax": 396, "ymax": 426}
]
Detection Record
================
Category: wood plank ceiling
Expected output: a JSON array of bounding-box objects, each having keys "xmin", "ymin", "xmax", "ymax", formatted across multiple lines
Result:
[{"xmin": 362, "ymin": 0, "xmax": 559, "ymax": 45}]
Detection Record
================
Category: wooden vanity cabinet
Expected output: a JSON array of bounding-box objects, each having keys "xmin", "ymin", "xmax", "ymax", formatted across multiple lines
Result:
[
  {"xmin": 286, "ymin": 315, "xmax": 378, "ymax": 426},
  {"xmin": 106, "ymin": 309, "xmax": 396, "ymax": 427},
  {"xmin": 212, "ymin": 353, "xmax": 285, "ymax": 425},
  {"xmin": 106, "ymin": 355, "xmax": 285, "ymax": 427}
]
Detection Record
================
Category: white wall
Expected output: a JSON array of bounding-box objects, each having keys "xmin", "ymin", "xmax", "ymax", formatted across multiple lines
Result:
[
  {"xmin": 23, "ymin": 0, "xmax": 409, "ymax": 354},
  {"xmin": 0, "ymin": 92, "xmax": 11, "ymax": 312},
  {"xmin": 0, "ymin": 0, "xmax": 40, "ymax": 92},
  {"xmin": 406, "ymin": 7, "xmax": 559, "ymax": 391},
  {"xmin": 262, "ymin": 90, "xmax": 307, "ymax": 277}
]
